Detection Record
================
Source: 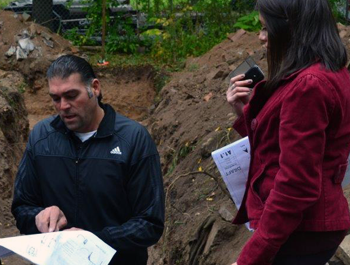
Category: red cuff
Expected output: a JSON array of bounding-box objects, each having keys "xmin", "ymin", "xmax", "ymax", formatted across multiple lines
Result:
[{"xmin": 237, "ymin": 230, "xmax": 280, "ymax": 265}]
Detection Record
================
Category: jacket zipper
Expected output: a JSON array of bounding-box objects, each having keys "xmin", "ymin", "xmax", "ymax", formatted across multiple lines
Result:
[{"xmin": 74, "ymin": 142, "xmax": 82, "ymax": 226}]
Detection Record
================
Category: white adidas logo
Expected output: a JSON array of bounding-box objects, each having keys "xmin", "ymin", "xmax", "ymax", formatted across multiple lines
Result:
[{"xmin": 110, "ymin": 146, "xmax": 122, "ymax": 155}]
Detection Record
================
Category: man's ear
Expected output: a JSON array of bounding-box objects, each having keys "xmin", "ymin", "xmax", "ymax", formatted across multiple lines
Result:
[{"xmin": 91, "ymin": 79, "xmax": 101, "ymax": 98}]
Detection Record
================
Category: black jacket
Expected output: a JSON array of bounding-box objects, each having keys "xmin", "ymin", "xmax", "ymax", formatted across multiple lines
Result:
[{"xmin": 12, "ymin": 104, "xmax": 165, "ymax": 264}]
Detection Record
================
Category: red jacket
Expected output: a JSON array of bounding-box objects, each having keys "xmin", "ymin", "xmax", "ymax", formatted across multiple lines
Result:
[{"xmin": 233, "ymin": 63, "xmax": 350, "ymax": 265}]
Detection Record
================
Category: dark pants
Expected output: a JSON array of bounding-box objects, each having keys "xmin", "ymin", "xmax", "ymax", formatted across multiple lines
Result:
[
  {"xmin": 109, "ymin": 248, "xmax": 148, "ymax": 265},
  {"xmin": 272, "ymin": 247, "xmax": 338, "ymax": 265}
]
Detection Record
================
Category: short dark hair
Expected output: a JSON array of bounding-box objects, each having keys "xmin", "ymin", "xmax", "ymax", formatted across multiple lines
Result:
[
  {"xmin": 256, "ymin": 0, "xmax": 347, "ymax": 94},
  {"xmin": 47, "ymin": 55, "xmax": 102, "ymax": 102}
]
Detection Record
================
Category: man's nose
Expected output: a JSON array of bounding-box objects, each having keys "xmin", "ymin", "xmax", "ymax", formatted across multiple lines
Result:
[{"xmin": 59, "ymin": 98, "xmax": 71, "ymax": 110}]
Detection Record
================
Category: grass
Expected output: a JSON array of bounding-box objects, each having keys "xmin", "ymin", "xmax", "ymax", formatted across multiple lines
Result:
[
  {"xmin": 89, "ymin": 52, "xmax": 155, "ymax": 68},
  {"xmin": 0, "ymin": 0, "xmax": 12, "ymax": 8},
  {"xmin": 88, "ymin": 51, "xmax": 185, "ymax": 71}
]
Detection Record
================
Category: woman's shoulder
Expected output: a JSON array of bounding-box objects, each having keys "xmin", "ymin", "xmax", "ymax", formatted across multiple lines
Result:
[
  {"xmin": 294, "ymin": 64, "xmax": 349, "ymax": 87},
  {"xmin": 280, "ymin": 64, "xmax": 350, "ymax": 115},
  {"xmin": 285, "ymin": 63, "xmax": 350, "ymax": 95}
]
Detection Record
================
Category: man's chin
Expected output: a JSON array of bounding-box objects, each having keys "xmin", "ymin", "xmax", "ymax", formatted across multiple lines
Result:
[
  {"xmin": 65, "ymin": 124, "xmax": 78, "ymax": 131},
  {"xmin": 63, "ymin": 120, "xmax": 80, "ymax": 132}
]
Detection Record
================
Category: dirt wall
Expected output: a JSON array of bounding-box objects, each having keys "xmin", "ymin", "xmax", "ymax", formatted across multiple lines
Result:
[{"xmin": 0, "ymin": 70, "xmax": 28, "ymax": 234}]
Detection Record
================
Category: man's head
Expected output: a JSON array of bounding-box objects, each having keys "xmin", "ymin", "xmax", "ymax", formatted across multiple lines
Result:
[{"xmin": 47, "ymin": 55, "xmax": 104, "ymax": 133}]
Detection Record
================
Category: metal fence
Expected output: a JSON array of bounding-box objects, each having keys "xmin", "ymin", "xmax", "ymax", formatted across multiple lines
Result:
[{"xmin": 3, "ymin": 0, "xmax": 133, "ymax": 35}]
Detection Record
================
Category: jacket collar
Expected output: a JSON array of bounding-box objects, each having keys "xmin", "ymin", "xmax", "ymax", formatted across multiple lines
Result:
[
  {"xmin": 248, "ymin": 65, "xmax": 311, "ymax": 105},
  {"xmin": 50, "ymin": 103, "xmax": 116, "ymax": 138},
  {"xmin": 244, "ymin": 66, "xmax": 310, "ymax": 121}
]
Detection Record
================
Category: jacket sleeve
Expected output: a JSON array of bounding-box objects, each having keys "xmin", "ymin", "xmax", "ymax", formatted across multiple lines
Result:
[
  {"xmin": 94, "ymin": 149, "xmax": 165, "ymax": 251},
  {"xmin": 11, "ymin": 144, "xmax": 44, "ymax": 235},
  {"xmin": 233, "ymin": 114, "xmax": 248, "ymax": 137},
  {"xmin": 237, "ymin": 75, "xmax": 335, "ymax": 265}
]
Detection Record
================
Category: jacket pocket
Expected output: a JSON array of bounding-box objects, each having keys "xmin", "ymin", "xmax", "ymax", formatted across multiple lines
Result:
[
  {"xmin": 251, "ymin": 165, "xmax": 279, "ymax": 204},
  {"xmin": 250, "ymin": 164, "xmax": 266, "ymax": 206},
  {"xmin": 333, "ymin": 162, "xmax": 348, "ymax": 184}
]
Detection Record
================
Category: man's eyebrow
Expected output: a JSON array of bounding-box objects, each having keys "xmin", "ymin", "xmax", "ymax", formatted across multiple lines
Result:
[{"xmin": 49, "ymin": 89, "xmax": 80, "ymax": 97}]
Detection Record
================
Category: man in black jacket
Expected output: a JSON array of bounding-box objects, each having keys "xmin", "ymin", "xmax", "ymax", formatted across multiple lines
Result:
[{"xmin": 11, "ymin": 55, "xmax": 165, "ymax": 264}]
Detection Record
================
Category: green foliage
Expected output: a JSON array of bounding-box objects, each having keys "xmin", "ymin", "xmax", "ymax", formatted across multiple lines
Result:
[
  {"xmin": 107, "ymin": 17, "xmax": 141, "ymax": 54},
  {"xmin": 0, "ymin": 0, "xmax": 11, "ymax": 8},
  {"xmin": 64, "ymin": 27, "xmax": 96, "ymax": 46},
  {"xmin": 142, "ymin": 1, "xmax": 238, "ymax": 64},
  {"xmin": 64, "ymin": 0, "xmax": 257, "ymax": 67},
  {"xmin": 18, "ymin": 82, "xmax": 26, "ymax": 94},
  {"xmin": 233, "ymin": 10, "xmax": 260, "ymax": 32},
  {"xmin": 166, "ymin": 141, "xmax": 196, "ymax": 176},
  {"xmin": 329, "ymin": 0, "xmax": 348, "ymax": 24},
  {"xmin": 188, "ymin": 63, "xmax": 199, "ymax": 72},
  {"xmin": 65, "ymin": 0, "xmax": 143, "ymax": 52}
]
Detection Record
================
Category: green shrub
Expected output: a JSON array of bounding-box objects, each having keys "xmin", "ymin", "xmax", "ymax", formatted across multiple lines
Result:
[{"xmin": 233, "ymin": 11, "xmax": 260, "ymax": 32}]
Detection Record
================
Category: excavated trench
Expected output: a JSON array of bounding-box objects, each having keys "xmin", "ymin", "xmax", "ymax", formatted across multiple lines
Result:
[{"xmin": 2, "ymin": 9, "xmax": 350, "ymax": 265}]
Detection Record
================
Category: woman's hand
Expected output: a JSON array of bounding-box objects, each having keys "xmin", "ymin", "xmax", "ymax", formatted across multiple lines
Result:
[
  {"xmin": 231, "ymin": 263, "xmax": 238, "ymax": 265},
  {"xmin": 226, "ymin": 74, "xmax": 252, "ymax": 117}
]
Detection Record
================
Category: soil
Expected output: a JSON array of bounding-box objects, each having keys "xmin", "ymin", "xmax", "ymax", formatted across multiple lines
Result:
[
  {"xmin": 0, "ymin": 70, "xmax": 30, "ymax": 265},
  {"xmin": 1, "ymin": 9, "xmax": 350, "ymax": 265}
]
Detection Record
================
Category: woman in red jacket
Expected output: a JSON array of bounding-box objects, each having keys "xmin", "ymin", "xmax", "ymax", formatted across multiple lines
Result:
[{"xmin": 227, "ymin": 0, "xmax": 350, "ymax": 264}]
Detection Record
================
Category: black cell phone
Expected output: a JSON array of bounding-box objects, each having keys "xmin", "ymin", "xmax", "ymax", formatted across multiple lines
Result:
[
  {"xmin": 244, "ymin": 65, "xmax": 264, "ymax": 88},
  {"xmin": 228, "ymin": 57, "xmax": 264, "ymax": 89}
]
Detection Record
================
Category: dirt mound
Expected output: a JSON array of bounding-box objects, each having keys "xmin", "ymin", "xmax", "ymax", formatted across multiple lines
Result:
[
  {"xmin": 0, "ymin": 69, "xmax": 29, "ymax": 257},
  {"xmin": 97, "ymin": 66, "xmax": 158, "ymax": 121},
  {"xmin": 0, "ymin": 10, "xmax": 78, "ymax": 91},
  {"xmin": 141, "ymin": 29, "xmax": 266, "ymax": 265},
  {"xmin": 0, "ymin": 70, "xmax": 28, "ymax": 200}
]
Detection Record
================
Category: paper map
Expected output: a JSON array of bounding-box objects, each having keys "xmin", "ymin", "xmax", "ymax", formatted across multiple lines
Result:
[{"xmin": 0, "ymin": 231, "xmax": 116, "ymax": 265}]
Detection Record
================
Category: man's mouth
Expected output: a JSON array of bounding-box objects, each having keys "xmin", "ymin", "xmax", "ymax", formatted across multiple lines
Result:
[{"xmin": 63, "ymin": 114, "xmax": 77, "ymax": 121}]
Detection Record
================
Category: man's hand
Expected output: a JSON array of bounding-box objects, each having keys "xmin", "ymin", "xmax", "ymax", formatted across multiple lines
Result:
[
  {"xmin": 35, "ymin": 206, "xmax": 67, "ymax": 233},
  {"xmin": 64, "ymin": 227, "xmax": 83, "ymax": 231}
]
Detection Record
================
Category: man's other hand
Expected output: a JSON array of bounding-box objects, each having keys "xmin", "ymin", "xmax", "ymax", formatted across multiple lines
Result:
[
  {"xmin": 35, "ymin": 206, "xmax": 67, "ymax": 233},
  {"xmin": 64, "ymin": 227, "xmax": 83, "ymax": 231}
]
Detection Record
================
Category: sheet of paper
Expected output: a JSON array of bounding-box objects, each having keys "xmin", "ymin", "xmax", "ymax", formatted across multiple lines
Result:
[
  {"xmin": 0, "ymin": 231, "xmax": 116, "ymax": 265},
  {"xmin": 212, "ymin": 136, "xmax": 252, "ymax": 230},
  {"xmin": 212, "ymin": 137, "xmax": 350, "ymax": 229}
]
